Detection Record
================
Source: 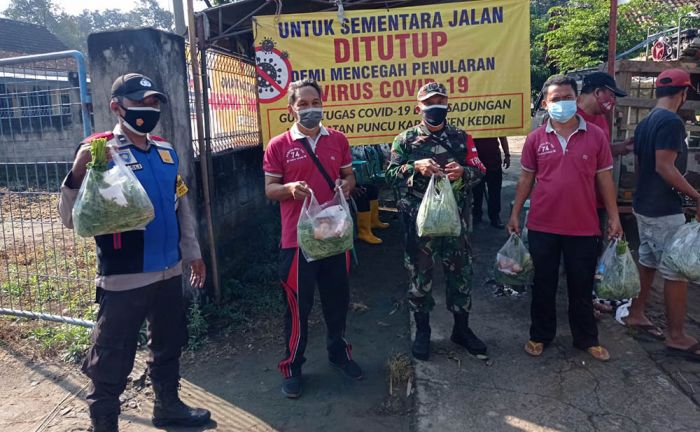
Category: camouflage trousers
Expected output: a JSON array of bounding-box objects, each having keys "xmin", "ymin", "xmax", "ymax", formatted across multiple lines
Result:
[{"xmin": 400, "ymin": 207, "xmax": 474, "ymax": 314}]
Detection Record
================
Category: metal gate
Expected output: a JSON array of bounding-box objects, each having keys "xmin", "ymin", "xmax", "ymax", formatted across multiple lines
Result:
[{"xmin": 0, "ymin": 50, "xmax": 95, "ymax": 327}]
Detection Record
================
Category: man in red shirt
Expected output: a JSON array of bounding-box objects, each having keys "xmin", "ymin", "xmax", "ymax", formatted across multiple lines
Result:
[
  {"xmin": 577, "ymin": 71, "xmax": 632, "ymax": 158},
  {"xmin": 577, "ymin": 72, "xmax": 634, "ymax": 314},
  {"xmin": 263, "ymin": 80, "xmax": 360, "ymax": 398},
  {"xmin": 507, "ymin": 75, "xmax": 623, "ymax": 361}
]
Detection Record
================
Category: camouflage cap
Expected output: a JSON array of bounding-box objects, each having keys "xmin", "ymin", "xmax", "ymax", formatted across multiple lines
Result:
[{"xmin": 417, "ymin": 82, "xmax": 447, "ymax": 101}]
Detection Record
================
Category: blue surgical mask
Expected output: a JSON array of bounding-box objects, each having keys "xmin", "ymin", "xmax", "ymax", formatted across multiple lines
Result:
[{"xmin": 547, "ymin": 100, "xmax": 577, "ymax": 123}]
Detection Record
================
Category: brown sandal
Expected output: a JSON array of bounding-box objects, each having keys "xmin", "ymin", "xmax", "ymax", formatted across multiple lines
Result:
[
  {"xmin": 586, "ymin": 345, "xmax": 610, "ymax": 361},
  {"xmin": 524, "ymin": 340, "xmax": 544, "ymax": 357}
]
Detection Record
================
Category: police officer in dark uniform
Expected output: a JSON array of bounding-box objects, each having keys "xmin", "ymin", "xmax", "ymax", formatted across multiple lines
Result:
[
  {"xmin": 58, "ymin": 74, "xmax": 210, "ymax": 431},
  {"xmin": 386, "ymin": 82, "xmax": 488, "ymax": 361}
]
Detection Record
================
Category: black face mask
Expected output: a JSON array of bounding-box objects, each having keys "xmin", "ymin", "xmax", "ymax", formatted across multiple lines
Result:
[
  {"xmin": 120, "ymin": 105, "xmax": 160, "ymax": 135},
  {"xmin": 421, "ymin": 104, "xmax": 448, "ymax": 127}
]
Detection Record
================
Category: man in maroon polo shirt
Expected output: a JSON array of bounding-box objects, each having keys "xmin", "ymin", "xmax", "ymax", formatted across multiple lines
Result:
[
  {"xmin": 577, "ymin": 72, "xmax": 632, "ymax": 158},
  {"xmin": 507, "ymin": 75, "xmax": 623, "ymax": 361},
  {"xmin": 263, "ymin": 79, "xmax": 361, "ymax": 399},
  {"xmin": 577, "ymin": 72, "xmax": 634, "ymax": 314}
]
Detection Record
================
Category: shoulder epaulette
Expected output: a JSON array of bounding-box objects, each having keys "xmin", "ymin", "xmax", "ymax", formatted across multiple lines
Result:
[
  {"xmin": 81, "ymin": 131, "xmax": 114, "ymax": 144},
  {"xmin": 151, "ymin": 136, "xmax": 174, "ymax": 150}
]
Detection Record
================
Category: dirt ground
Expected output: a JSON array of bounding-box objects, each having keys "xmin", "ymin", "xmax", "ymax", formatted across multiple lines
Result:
[
  {"xmin": 0, "ymin": 212, "xmax": 413, "ymax": 432},
  {"xmin": 3, "ymin": 136, "xmax": 700, "ymax": 431}
]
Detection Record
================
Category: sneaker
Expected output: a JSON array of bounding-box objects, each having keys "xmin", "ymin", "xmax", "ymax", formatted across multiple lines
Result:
[
  {"xmin": 330, "ymin": 359, "xmax": 363, "ymax": 380},
  {"xmin": 281, "ymin": 376, "xmax": 302, "ymax": 398}
]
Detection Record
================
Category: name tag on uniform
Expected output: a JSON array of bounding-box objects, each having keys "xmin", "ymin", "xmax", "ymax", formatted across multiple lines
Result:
[
  {"xmin": 158, "ymin": 149, "xmax": 174, "ymax": 164},
  {"xmin": 176, "ymin": 175, "xmax": 189, "ymax": 198}
]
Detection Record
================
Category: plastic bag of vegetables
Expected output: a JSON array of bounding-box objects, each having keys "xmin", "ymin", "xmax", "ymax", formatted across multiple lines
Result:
[
  {"xmin": 72, "ymin": 138, "xmax": 155, "ymax": 237},
  {"xmin": 416, "ymin": 174, "xmax": 461, "ymax": 237},
  {"xmin": 494, "ymin": 233, "xmax": 534, "ymax": 286},
  {"xmin": 661, "ymin": 221, "xmax": 700, "ymax": 284},
  {"xmin": 595, "ymin": 239, "xmax": 640, "ymax": 300},
  {"xmin": 297, "ymin": 188, "xmax": 354, "ymax": 262}
]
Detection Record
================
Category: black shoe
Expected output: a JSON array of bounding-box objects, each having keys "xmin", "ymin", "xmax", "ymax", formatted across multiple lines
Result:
[
  {"xmin": 91, "ymin": 415, "xmax": 118, "ymax": 432},
  {"xmin": 151, "ymin": 381, "xmax": 211, "ymax": 427},
  {"xmin": 412, "ymin": 312, "xmax": 431, "ymax": 361},
  {"xmin": 490, "ymin": 218, "xmax": 505, "ymax": 229},
  {"xmin": 330, "ymin": 359, "xmax": 363, "ymax": 380},
  {"xmin": 281, "ymin": 376, "xmax": 303, "ymax": 398},
  {"xmin": 451, "ymin": 312, "xmax": 488, "ymax": 357}
]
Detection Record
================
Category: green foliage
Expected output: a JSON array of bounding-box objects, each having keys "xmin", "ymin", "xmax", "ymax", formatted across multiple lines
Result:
[
  {"xmin": 28, "ymin": 324, "xmax": 92, "ymax": 363},
  {"xmin": 186, "ymin": 299, "xmax": 208, "ymax": 351},
  {"xmin": 542, "ymin": 0, "xmax": 698, "ymax": 72},
  {"xmin": 2, "ymin": 0, "xmax": 174, "ymax": 52},
  {"xmin": 531, "ymin": 2, "xmax": 557, "ymax": 98}
]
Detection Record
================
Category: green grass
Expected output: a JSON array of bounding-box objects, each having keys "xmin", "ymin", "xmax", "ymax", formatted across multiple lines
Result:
[
  {"xmin": 28, "ymin": 323, "xmax": 92, "ymax": 363},
  {"xmin": 185, "ymin": 218, "xmax": 283, "ymax": 351},
  {"xmin": 0, "ymin": 218, "xmax": 97, "ymax": 361}
]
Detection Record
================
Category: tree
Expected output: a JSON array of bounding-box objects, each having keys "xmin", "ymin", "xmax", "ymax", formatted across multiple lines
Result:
[
  {"xmin": 530, "ymin": 1, "xmax": 568, "ymax": 97},
  {"xmin": 543, "ymin": 0, "xmax": 696, "ymax": 72},
  {"xmin": 2, "ymin": 0, "xmax": 175, "ymax": 52}
]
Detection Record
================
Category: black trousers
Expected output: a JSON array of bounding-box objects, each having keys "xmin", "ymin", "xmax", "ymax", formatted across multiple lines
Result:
[
  {"xmin": 472, "ymin": 168, "xmax": 503, "ymax": 221},
  {"xmin": 528, "ymin": 230, "xmax": 599, "ymax": 349},
  {"xmin": 353, "ymin": 183, "xmax": 379, "ymax": 212},
  {"xmin": 278, "ymin": 248, "xmax": 352, "ymax": 378},
  {"xmin": 82, "ymin": 276, "xmax": 186, "ymax": 417}
]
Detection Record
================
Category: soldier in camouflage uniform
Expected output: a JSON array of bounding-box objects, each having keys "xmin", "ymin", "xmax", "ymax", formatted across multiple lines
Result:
[{"xmin": 386, "ymin": 82, "xmax": 488, "ymax": 361}]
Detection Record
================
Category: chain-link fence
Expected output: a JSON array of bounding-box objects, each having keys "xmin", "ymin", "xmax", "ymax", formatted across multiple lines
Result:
[
  {"xmin": 188, "ymin": 47, "xmax": 260, "ymax": 156},
  {"xmin": 0, "ymin": 51, "xmax": 95, "ymax": 328}
]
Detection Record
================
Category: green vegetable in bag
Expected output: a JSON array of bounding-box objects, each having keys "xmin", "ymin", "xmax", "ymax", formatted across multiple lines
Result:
[
  {"xmin": 416, "ymin": 174, "xmax": 461, "ymax": 237},
  {"xmin": 661, "ymin": 221, "xmax": 700, "ymax": 284},
  {"xmin": 494, "ymin": 233, "xmax": 534, "ymax": 285},
  {"xmin": 297, "ymin": 189, "xmax": 354, "ymax": 261},
  {"xmin": 595, "ymin": 239, "xmax": 640, "ymax": 300},
  {"xmin": 72, "ymin": 138, "xmax": 155, "ymax": 237}
]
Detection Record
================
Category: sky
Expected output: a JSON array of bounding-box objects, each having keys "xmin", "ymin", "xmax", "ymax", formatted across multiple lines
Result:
[{"xmin": 0, "ymin": 0, "xmax": 208, "ymax": 19}]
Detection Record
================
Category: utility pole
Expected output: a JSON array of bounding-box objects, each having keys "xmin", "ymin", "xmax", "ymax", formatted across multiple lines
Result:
[{"xmin": 173, "ymin": 0, "xmax": 186, "ymax": 35}]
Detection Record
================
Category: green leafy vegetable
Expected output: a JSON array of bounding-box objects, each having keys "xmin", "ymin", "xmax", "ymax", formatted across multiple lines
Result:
[
  {"xmin": 595, "ymin": 239, "xmax": 640, "ymax": 300},
  {"xmin": 416, "ymin": 175, "xmax": 461, "ymax": 237},
  {"xmin": 297, "ymin": 219, "xmax": 353, "ymax": 261},
  {"xmin": 661, "ymin": 222, "xmax": 700, "ymax": 284},
  {"xmin": 72, "ymin": 139, "xmax": 155, "ymax": 237}
]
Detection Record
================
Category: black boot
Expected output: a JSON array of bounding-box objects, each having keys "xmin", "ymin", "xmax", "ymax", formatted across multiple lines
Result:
[
  {"xmin": 90, "ymin": 414, "xmax": 118, "ymax": 432},
  {"xmin": 451, "ymin": 311, "xmax": 488, "ymax": 357},
  {"xmin": 151, "ymin": 381, "xmax": 211, "ymax": 428},
  {"xmin": 412, "ymin": 312, "xmax": 431, "ymax": 361}
]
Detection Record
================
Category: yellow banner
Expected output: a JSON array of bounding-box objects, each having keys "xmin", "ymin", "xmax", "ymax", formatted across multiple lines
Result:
[{"xmin": 253, "ymin": 0, "xmax": 530, "ymax": 146}]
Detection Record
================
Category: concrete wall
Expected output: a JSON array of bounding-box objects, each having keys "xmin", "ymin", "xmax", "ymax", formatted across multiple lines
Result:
[
  {"xmin": 0, "ymin": 129, "xmax": 81, "ymax": 162},
  {"xmin": 87, "ymin": 28, "xmax": 194, "ymax": 181},
  {"xmin": 197, "ymin": 146, "xmax": 272, "ymax": 272}
]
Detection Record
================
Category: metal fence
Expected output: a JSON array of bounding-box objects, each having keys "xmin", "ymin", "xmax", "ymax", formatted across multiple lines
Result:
[
  {"xmin": 0, "ymin": 51, "xmax": 95, "ymax": 328},
  {"xmin": 188, "ymin": 46, "xmax": 260, "ymax": 156}
]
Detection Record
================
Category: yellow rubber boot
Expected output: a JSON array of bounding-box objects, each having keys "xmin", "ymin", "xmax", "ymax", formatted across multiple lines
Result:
[
  {"xmin": 357, "ymin": 211, "xmax": 383, "ymax": 244},
  {"xmin": 370, "ymin": 200, "xmax": 389, "ymax": 229}
]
